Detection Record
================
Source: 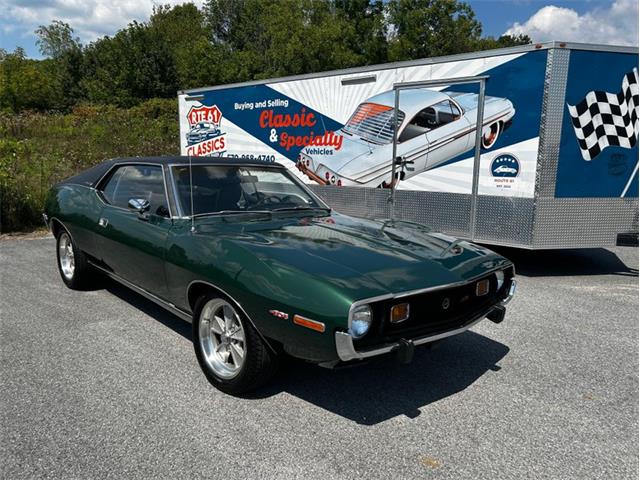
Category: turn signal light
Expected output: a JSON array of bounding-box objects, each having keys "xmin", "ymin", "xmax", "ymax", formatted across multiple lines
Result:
[
  {"xmin": 390, "ymin": 303, "xmax": 410, "ymax": 323},
  {"xmin": 293, "ymin": 315, "xmax": 325, "ymax": 333},
  {"xmin": 476, "ymin": 279, "xmax": 490, "ymax": 296}
]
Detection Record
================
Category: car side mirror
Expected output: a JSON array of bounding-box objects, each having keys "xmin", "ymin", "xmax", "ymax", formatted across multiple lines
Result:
[{"xmin": 128, "ymin": 198, "xmax": 150, "ymax": 214}]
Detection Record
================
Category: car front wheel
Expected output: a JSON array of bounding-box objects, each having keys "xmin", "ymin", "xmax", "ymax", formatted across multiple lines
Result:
[{"xmin": 193, "ymin": 295, "xmax": 278, "ymax": 395}]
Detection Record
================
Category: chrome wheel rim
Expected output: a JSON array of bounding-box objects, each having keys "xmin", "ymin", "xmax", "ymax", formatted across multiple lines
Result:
[
  {"xmin": 199, "ymin": 299, "xmax": 246, "ymax": 379},
  {"xmin": 58, "ymin": 233, "xmax": 75, "ymax": 280}
]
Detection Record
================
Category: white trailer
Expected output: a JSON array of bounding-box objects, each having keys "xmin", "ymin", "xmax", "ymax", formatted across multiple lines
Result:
[{"xmin": 178, "ymin": 42, "xmax": 639, "ymax": 249}]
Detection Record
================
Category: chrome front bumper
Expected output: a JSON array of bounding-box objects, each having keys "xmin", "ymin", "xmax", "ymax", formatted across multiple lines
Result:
[{"xmin": 335, "ymin": 279, "xmax": 517, "ymax": 363}]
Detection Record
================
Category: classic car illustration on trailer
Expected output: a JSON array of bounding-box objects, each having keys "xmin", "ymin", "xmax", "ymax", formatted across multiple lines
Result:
[
  {"xmin": 186, "ymin": 121, "xmax": 221, "ymax": 145},
  {"xmin": 44, "ymin": 156, "xmax": 516, "ymax": 394},
  {"xmin": 297, "ymin": 89, "xmax": 515, "ymax": 187}
]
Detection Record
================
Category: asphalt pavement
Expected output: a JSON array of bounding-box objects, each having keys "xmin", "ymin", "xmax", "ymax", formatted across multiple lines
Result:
[{"xmin": 1, "ymin": 236, "xmax": 638, "ymax": 479}]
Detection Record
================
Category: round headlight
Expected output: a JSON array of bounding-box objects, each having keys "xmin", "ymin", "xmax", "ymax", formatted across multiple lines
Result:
[
  {"xmin": 350, "ymin": 305, "xmax": 372, "ymax": 339},
  {"xmin": 495, "ymin": 270, "xmax": 505, "ymax": 291}
]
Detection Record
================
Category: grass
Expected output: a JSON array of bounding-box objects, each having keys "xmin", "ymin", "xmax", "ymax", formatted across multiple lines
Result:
[{"xmin": 0, "ymin": 99, "xmax": 179, "ymax": 232}]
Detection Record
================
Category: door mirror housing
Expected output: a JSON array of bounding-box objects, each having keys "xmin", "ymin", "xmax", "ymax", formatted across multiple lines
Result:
[{"xmin": 128, "ymin": 198, "xmax": 150, "ymax": 214}]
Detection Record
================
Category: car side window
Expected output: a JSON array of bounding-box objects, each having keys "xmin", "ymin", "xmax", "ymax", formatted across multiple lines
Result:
[
  {"xmin": 101, "ymin": 167, "xmax": 125, "ymax": 204},
  {"xmin": 431, "ymin": 100, "xmax": 461, "ymax": 127},
  {"xmin": 399, "ymin": 110, "xmax": 431, "ymax": 142},
  {"xmin": 399, "ymin": 100, "xmax": 462, "ymax": 142},
  {"xmin": 100, "ymin": 165, "xmax": 169, "ymax": 217}
]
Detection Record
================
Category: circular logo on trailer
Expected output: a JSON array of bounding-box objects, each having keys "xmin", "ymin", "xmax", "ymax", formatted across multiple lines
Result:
[{"xmin": 491, "ymin": 153, "xmax": 520, "ymax": 178}]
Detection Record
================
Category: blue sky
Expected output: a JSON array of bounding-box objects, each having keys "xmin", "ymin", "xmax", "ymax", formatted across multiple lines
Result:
[
  {"xmin": 0, "ymin": 0, "xmax": 637, "ymax": 59},
  {"xmin": 469, "ymin": 0, "xmax": 598, "ymax": 37}
]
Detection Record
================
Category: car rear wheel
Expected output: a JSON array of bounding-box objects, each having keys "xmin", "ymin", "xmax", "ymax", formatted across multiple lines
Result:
[
  {"xmin": 55, "ymin": 227, "xmax": 92, "ymax": 290},
  {"xmin": 193, "ymin": 294, "xmax": 278, "ymax": 395},
  {"xmin": 481, "ymin": 122, "xmax": 501, "ymax": 149}
]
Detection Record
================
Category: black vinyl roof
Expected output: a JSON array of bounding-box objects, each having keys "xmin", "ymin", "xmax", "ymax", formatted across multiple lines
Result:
[{"xmin": 62, "ymin": 156, "xmax": 286, "ymax": 187}]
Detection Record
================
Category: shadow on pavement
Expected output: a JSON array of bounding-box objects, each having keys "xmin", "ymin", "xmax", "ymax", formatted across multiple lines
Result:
[
  {"xmin": 102, "ymin": 278, "xmax": 192, "ymax": 341},
  {"xmin": 96, "ymin": 274, "xmax": 509, "ymax": 425},
  {"xmin": 256, "ymin": 332, "xmax": 508, "ymax": 425},
  {"xmin": 489, "ymin": 246, "xmax": 637, "ymax": 278}
]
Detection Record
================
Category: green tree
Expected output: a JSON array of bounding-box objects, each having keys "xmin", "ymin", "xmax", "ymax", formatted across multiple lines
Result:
[
  {"xmin": 148, "ymin": 4, "xmax": 220, "ymax": 89},
  {"xmin": 387, "ymin": 0, "xmax": 484, "ymax": 61},
  {"xmin": 335, "ymin": 0, "xmax": 388, "ymax": 65},
  {"xmin": 476, "ymin": 33, "xmax": 531, "ymax": 50},
  {"xmin": 35, "ymin": 21, "xmax": 84, "ymax": 110},
  {"xmin": 2, "ymin": 0, "xmax": 531, "ymax": 113},
  {"xmin": 204, "ymin": 0, "xmax": 362, "ymax": 81},
  {"xmin": 81, "ymin": 20, "xmax": 179, "ymax": 106},
  {"xmin": 35, "ymin": 20, "xmax": 82, "ymax": 59},
  {"xmin": 0, "ymin": 48, "xmax": 57, "ymax": 112}
]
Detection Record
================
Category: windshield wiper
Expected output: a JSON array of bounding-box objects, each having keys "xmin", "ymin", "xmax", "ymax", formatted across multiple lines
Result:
[
  {"xmin": 194, "ymin": 210, "xmax": 272, "ymax": 218},
  {"xmin": 272, "ymin": 206, "xmax": 331, "ymax": 214}
]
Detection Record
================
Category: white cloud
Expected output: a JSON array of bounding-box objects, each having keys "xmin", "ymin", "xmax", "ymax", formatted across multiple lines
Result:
[
  {"xmin": 505, "ymin": 0, "xmax": 639, "ymax": 46},
  {"xmin": 0, "ymin": 0, "xmax": 204, "ymax": 48}
]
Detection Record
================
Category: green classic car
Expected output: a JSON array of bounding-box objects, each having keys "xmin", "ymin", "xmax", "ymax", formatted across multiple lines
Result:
[{"xmin": 44, "ymin": 156, "xmax": 516, "ymax": 394}]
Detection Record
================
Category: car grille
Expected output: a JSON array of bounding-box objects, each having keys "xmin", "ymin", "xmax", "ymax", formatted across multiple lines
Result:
[{"xmin": 354, "ymin": 271, "xmax": 508, "ymax": 348}]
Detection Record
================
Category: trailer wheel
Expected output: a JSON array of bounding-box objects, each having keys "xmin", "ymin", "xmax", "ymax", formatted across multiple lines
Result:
[{"xmin": 481, "ymin": 122, "xmax": 501, "ymax": 149}]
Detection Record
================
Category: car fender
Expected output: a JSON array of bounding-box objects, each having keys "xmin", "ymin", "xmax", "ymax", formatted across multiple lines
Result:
[{"xmin": 164, "ymin": 227, "xmax": 353, "ymax": 362}]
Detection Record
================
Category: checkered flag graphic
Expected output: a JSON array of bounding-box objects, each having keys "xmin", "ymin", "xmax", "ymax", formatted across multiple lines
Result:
[{"xmin": 567, "ymin": 68, "xmax": 639, "ymax": 161}]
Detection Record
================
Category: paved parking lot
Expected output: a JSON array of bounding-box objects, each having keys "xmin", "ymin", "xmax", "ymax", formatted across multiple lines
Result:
[{"xmin": 1, "ymin": 236, "xmax": 638, "ymax": 479}]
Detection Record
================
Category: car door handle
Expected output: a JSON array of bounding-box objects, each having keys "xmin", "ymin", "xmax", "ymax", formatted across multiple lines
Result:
[{"xmin": 98, "ymin": 218, "xmax": 108, "ymax": 228}]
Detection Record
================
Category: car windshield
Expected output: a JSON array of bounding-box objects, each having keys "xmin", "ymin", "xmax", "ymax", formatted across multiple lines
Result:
[
  {"xmin": 172, "ymin": 164, "xmax": 328, "ymax": 216},
  {"xmin": 342, "ymin": 102, "xmax": 405, "ymax": 145}
]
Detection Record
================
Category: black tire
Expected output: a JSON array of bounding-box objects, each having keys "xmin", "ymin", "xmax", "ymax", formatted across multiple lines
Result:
[
  {"xmin": 55, "ymin": 226, "xmax": 92, "ymax": 290},
  {"xmin": 193, "ymin": 293, "xmax": 279, "ymax": 395}
]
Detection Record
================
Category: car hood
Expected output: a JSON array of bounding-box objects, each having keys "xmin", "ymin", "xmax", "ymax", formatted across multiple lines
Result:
[{"xmin": 195, "ymin": 212, "xmax": 510, "ymax": 301}]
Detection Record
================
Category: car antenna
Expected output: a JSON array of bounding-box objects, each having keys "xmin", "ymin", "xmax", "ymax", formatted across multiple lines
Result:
[{"xmin": 189, "ymin": 153, "xmax": 195, "ymax": 233}]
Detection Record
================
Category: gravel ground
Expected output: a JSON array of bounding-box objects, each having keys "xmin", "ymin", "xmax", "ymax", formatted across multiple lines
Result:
[{"xmin": 1, "ymin": 237, "xmax": 638, "ymax": 479}]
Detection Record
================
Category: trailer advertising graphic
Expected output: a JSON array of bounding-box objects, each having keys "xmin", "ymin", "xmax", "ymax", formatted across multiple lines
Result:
[
  {"xmin": 180, "ymin": 49, "xmax": 548, "ymax": 198},
  {"xmin": 556, "ymin": 50, "xmax": 639, "ymax": 198},
  {"xmin": 185, "ymin": 105, "xmax": 227, "ymax": 156}
]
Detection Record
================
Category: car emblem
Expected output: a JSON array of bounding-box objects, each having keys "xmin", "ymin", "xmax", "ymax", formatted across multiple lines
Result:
[
  {"xmin": 442, "ymin": 298, "xmax": 450, "ymax": 310},
  {"xmin": 268, "ymin": 310, "xmax": 289, "ymax": 320}
]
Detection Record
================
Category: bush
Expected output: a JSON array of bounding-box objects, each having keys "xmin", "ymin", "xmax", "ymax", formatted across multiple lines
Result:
[{"xmin": 0, "ymin": 99, "xmax": 178, "ymax": 232}]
